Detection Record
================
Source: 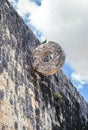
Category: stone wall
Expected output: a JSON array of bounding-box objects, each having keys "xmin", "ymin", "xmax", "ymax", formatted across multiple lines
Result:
[{"xmin": 0, "ymin": 0, "xmax": 88, "ymax": 130}]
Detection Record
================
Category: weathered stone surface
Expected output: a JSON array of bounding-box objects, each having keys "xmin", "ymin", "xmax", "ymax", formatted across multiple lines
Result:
[
  {"xmin": 0, "ymin": 0, "xmax": 88, "ymax": 130},
  {"xmin": 32, "ymin": 41, "xmax": 66, "ymax": 76}
]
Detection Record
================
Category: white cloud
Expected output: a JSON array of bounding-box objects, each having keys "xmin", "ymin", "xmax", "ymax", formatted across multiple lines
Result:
[
  {"xmin": 71, "ymin": 72, "xmax": 86, "ymax": 90},
  {"xmin": 71, "ymin": 72, "xmax": 86, "ymax": 84},
  {"xmin": 77, "ymin": 84, "xmax": 84, "ymax": 89},
  {"xmin": 74, "ymin": 83, "xmax": 83, "ymax": 90},
  {"xmin": 9, "ymin": 0, "xmax": 38, "ymax": 17},
  {"xmin": 30, "ymin": 0, "xmax": 88, "ymax": 83},
  {"xmin": 16, "ymin": 0, "xmax": 38, "ymax": 17},
  {"xmin": 9, "ymin": 0, "xmax": 88, "ymax": 83}
]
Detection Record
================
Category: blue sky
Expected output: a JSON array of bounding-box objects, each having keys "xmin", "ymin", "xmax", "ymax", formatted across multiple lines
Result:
[
  {"xmin": 62, "ymin": 63, "xmax": 88, "ymax": 101},
  {"xmin": 30, "ymin": 0, "xmax": 42, "ymax": 6},
  {"xmin": 9, "ymin": 0, "xmax": 88, "ymax": 102}
]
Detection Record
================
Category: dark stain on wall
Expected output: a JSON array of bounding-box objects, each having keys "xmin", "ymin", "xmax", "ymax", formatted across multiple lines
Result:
[{"xmin": 0, "ymin": 90, "xmax": 4, "ymax": 100}]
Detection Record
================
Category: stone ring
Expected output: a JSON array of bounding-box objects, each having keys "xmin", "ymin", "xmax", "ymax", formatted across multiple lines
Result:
[{"xmin": 32, "ymin": 41, "xmax": 66, "ymax": 76}]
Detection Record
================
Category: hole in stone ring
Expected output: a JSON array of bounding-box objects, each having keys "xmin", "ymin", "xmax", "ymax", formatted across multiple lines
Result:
[{"xmin": 41, "ymin": 51, "xmax": 54, "ymax": 62}]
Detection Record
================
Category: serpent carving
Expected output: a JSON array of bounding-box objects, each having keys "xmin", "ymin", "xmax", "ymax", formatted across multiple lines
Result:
[{"xmin": 32, "ymin": 41, "xmax": 66, "ymax": 76}]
